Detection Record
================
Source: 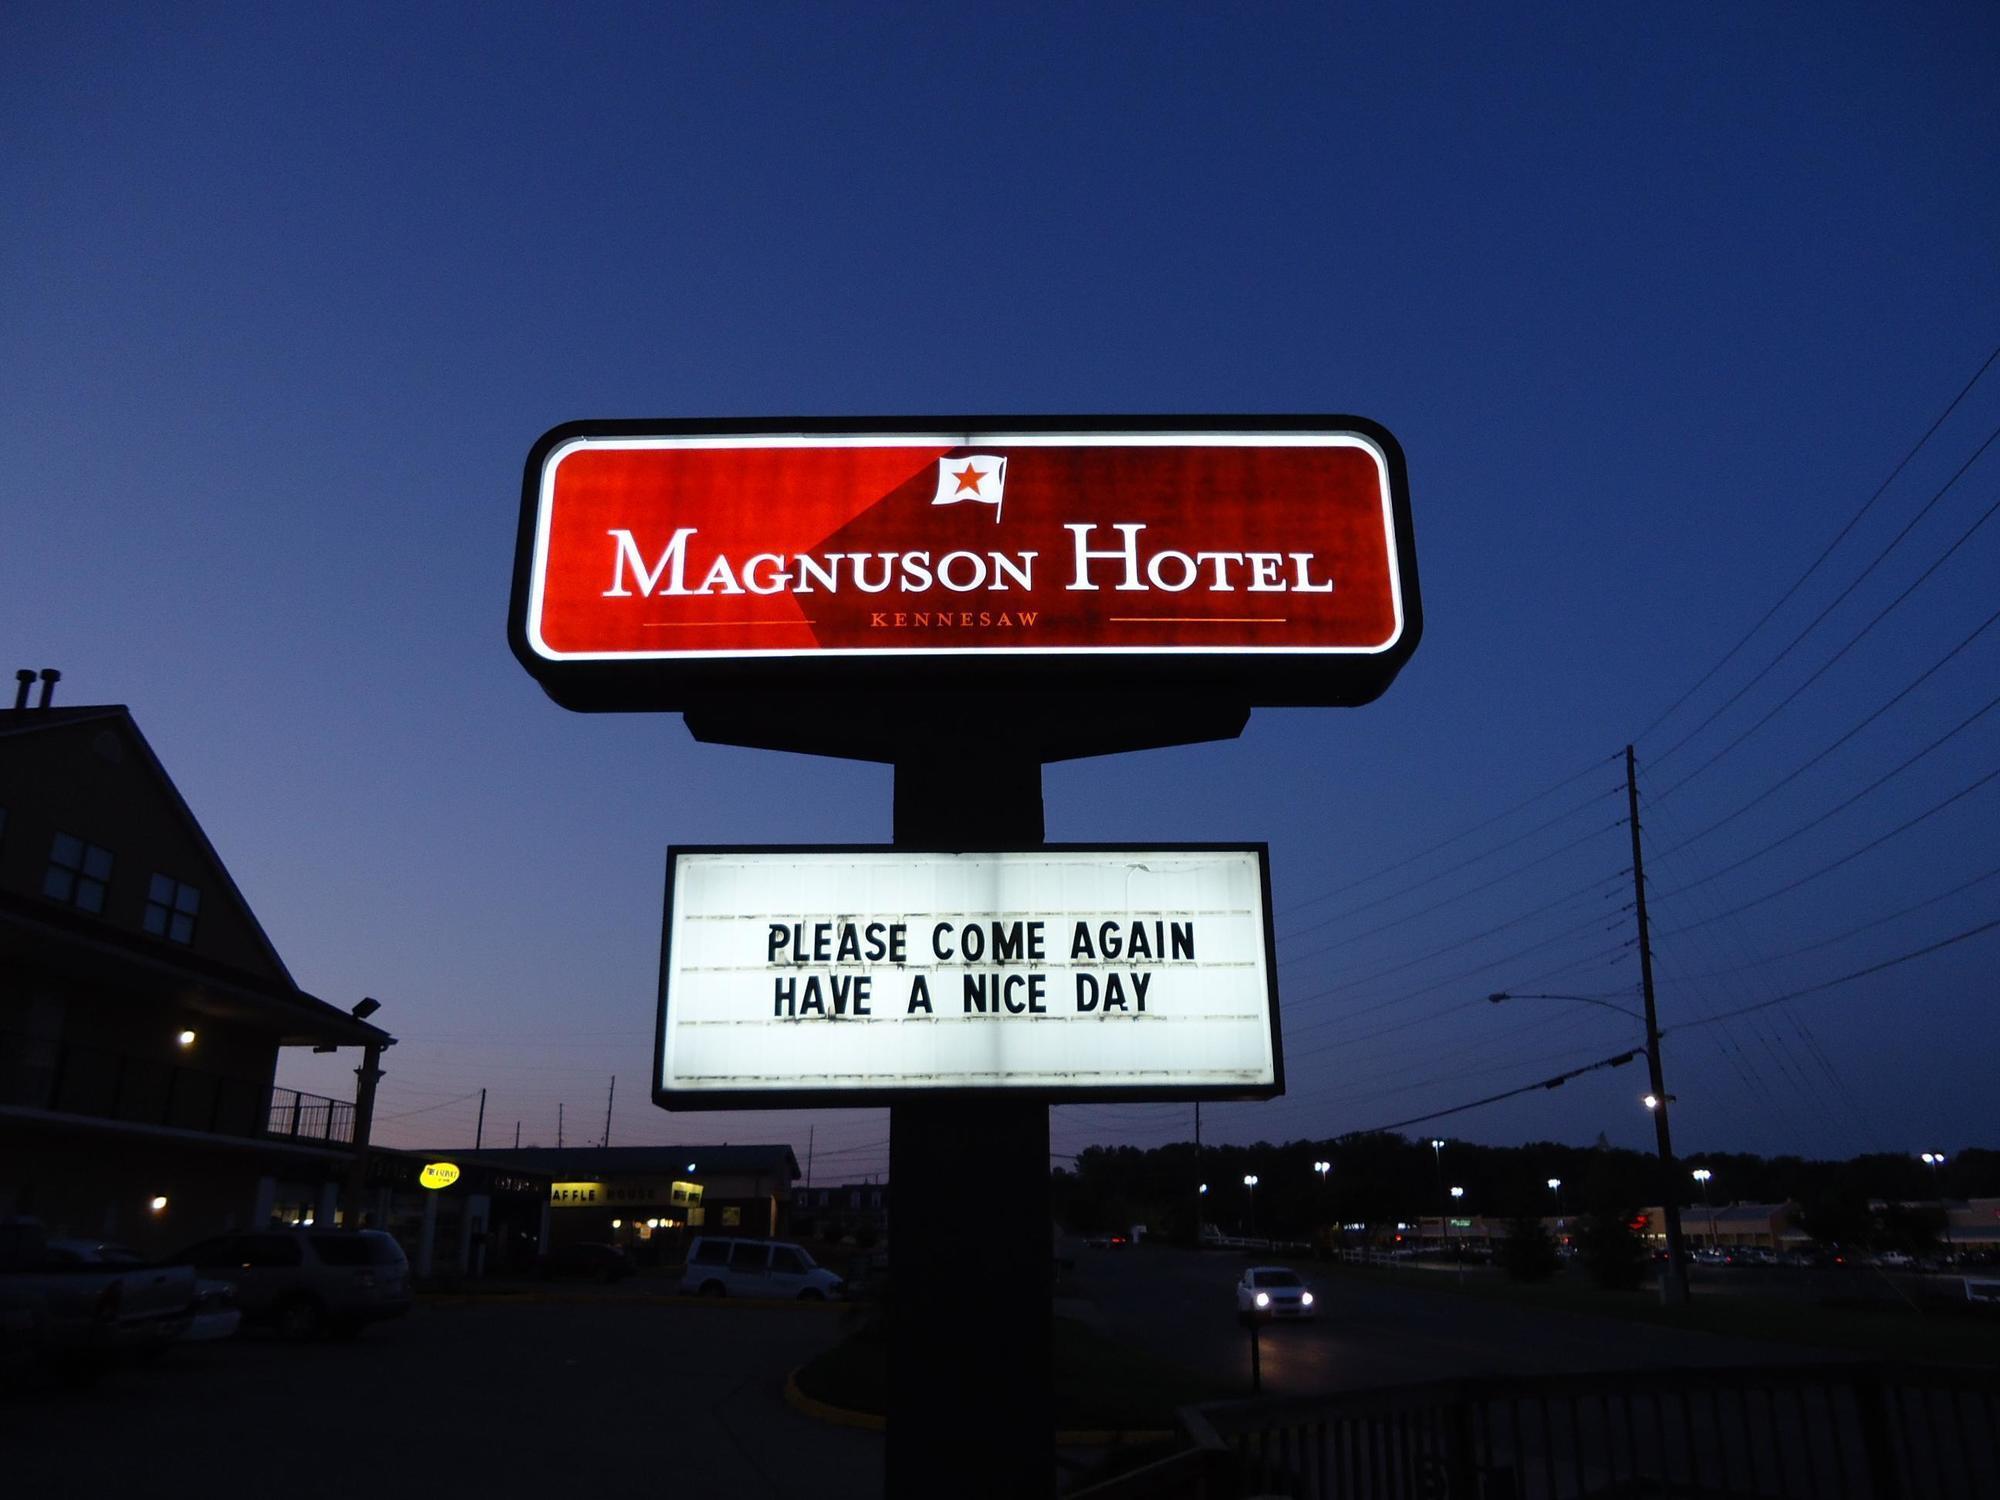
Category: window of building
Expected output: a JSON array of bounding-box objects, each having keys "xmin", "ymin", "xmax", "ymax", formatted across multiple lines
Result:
[
  {"xmin": 43, "ymin": 833, "xmax": 112, "ymax": 914},
  {"xmin": 143, "ymin": 873, "xmax": 201, "ymax": 944},
  {"xmin": 721, "ymin": 1206, "xmax": 743, "ymax": 1228}
]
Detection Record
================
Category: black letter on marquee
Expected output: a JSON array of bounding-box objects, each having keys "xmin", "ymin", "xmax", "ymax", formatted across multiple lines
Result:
[{"xmin": 906, "ymin": 976, "xmax": 933, "ymax": 1014}]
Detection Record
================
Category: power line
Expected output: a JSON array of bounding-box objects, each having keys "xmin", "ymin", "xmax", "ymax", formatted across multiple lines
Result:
[
  {"xmin": 1658, "ymin": 602, "xmax": 2000, "ymax": 857},
  {"xmin": 1633, "ymin": 341, "xmax": 2000, "ymax": 748},
  {"xmin": 1652, "ymin": 421, "xmax": 2000, "ymax": 770},
  {"xmin": 1335, "ymin": 1047, "xmax": 1644, "ymax": 1138},
  {"xmin": 1670, "ymin": 916, "xmax": 2000, "ymax": 1031},
  {"xmin": 1669, "ymin": 864, "xmax": 2000, "ymax": 981},
  {"xmin": 1656, "ymin": 763, "xmax": 2000, "ymax": 936},
  {"xmin": 1281, "ymin": 821, "xmax": 1627, "ymax": 967},
  {"xmin": 1278, "ymin": 785, "xmax": 1622, "ymax": 944},
  {"xmin": 1654, "ymin": 691, "xmax": 2000, "ymax": 900},
  {"xmin": 1276, "ymin": 753, "xmax": 1619, "ymax": 915},
  {"xmin": 1660, "ymin": 478, "xmax": 2000, "ymax": 799}
]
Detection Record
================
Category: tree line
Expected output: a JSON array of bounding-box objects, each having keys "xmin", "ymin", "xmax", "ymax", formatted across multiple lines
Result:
[{"xmin": 1050, "ymin": 1132, "xmax": 1998, "ymax": 1245}]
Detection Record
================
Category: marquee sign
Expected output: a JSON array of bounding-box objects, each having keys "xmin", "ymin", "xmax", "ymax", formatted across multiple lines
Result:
[
  {"xmin": 509, "ymin": 417, "xmax": 1420, "ymax": 726},
  {"xmin": 654, "ymin": 845, "xmax": 1281, "ymax": 1108}
]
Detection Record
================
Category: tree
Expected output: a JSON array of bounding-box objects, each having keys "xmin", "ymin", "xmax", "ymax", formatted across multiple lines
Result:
[
  {"xmin": 1498, "ymin": 1215, "xmax": 1560, "ymax": 1283},
  {"xmin": 1577, "ymin": 1211, "xmax": 1648, "ymax": 1291}
]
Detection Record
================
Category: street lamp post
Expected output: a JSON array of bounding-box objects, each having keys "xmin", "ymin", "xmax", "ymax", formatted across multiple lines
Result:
[
  {"xmin": 1547, "ymin": 1177, "xmax": 1563, "ymax": 1239},
  {"xmin": 1921, "ymin": 1153, "xmax": 1954, "ymax": 1260},
  {"xmin": 1430, "ymin": 1139, "xmax": 1446, "ymax": 1258},
  {"xmin": 1449, "ymin": 1186, "xmax": 1466, "ymax": 1281},
  {"xmin": 1243, "ymin": 1174, "xmax": 1259, "ymax": 1238},
  {"xmin": 1691, "ymin": 1168, "xmax": 1716, "ymax": 1250},
  {"xmin": 1490, "ymin": 985, "xmax": 1691, "ymax": 1305},
  {"xmin": 1313, "ymin": 1160, "xmax": 1331, "ymax": 1248}
]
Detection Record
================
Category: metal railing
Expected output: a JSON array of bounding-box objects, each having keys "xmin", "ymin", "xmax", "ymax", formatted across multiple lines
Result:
[
  {"xmin": 0, "ymin": 1029, "xmax": 354, "ymax": 1147},
  {"xmin": 1079, "ymin": 1362, "xmax": 2000, "ymax": 1499},
  {"xmin": 265, "ymin": 1087, "xmax": 355, "ymax": 1145}
]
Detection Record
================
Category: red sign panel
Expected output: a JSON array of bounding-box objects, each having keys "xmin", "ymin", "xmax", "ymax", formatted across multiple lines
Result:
[{"xmin": 509, "ymin": 418, "xmax": 1420, "ymax": 725}]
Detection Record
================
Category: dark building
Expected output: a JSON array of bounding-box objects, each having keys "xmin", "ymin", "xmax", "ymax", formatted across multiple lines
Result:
[
  {"xmin": 791, "ymin": 1180, "xmax": 890, "ymax": 1245},
  {"xmin": 0, "ymin": 691, "xmax": 392, "ymax": 1255},
  {"xmin": 476, "ymin": 1144, "xmax": 800, "ymax": 1260}
]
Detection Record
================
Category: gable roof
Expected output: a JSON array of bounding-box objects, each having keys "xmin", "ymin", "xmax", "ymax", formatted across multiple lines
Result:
[{"xmin": 0, "ymin": 704, "xmax": 297, "ymax": 985}]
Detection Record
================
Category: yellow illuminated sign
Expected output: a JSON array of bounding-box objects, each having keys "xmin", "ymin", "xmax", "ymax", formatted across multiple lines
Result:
[
  {"xmin": 551, "ymin": 1181, "xmax": 605, "ymax": 1206},
  {"xmin": 419, "ymin": 1162, "xmax": 461, "ymax": 1191}
]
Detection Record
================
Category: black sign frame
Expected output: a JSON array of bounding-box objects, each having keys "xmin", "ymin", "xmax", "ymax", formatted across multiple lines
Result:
[{"xmin": 652, "ymin": 842, "xmax": 1284, "ymax": 1111}]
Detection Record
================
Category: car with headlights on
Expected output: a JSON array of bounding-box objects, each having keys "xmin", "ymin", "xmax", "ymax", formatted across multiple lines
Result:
[{"xmin": 1235, "ymin": 1265, "xmax": 1316, "ymax": 1323}]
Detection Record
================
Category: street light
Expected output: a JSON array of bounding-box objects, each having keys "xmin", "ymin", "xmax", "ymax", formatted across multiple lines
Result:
[
  {"xmin": 1691, "ymin": 1168, "xmax": 1717, "ymax": 1250},
  {"xmin": 1243, "ymin": 1174, "xmax": 1259, "ymax": 1237},
  {"xmin": 1490, "ymin": 987, "xmax": 1690, "ymax": 1305},
  {"xmin": 1921, "ymin": 1153, "xmax": 1954, "ymax": 1260},
  {"xmin": 1430, "ymin": 1139, "xmax": 1447, "ymax": 1256}
]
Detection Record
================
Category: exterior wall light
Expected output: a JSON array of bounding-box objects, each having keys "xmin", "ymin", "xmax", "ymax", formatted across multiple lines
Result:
[
  {"xmin": 177, "ymin": 1029, "xmax": 196, "ymax": 1047},
  {"xmin": 149, "ymin": 1195, "xmax": 169, "ymax": 1214}
]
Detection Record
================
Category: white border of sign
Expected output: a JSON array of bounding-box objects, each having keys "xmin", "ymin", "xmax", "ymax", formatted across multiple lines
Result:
[
  {"xmin": 654, "ymin": 845, "xmax": 1283, "ymax": 1109},
  {"xmin": 527, "ymin": 429, "xmax": 1403, "ymax": 662}
]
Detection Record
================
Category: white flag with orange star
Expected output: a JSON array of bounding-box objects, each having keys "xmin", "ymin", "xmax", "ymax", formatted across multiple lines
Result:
[{"xmin": 931, "ymin": 454, "xmax": 1008, "ymax": 521}]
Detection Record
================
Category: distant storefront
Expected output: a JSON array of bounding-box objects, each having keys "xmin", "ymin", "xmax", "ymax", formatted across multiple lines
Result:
[
  {"xmin": 475, "ymin": 1145, "xmax": 800, "ymax": 1263},
  {"xmin": 371, "ymin": 1151, "xmax": 553, "ymax": 1279}
]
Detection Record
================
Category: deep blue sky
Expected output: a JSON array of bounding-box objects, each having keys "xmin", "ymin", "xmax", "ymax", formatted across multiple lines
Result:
[{"xmin": 6, "ymin": 3, "xmax": 1997, "ymax": 1191}]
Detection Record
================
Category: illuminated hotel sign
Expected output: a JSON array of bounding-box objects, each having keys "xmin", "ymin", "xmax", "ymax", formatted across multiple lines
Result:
[
  {"xmin": 654, "ymin": 846, "xmax": 1281, "ymax": 1108},
  {"xmin": 509, "ymin": 418, "xmax": 1420, "ymax": 718}
]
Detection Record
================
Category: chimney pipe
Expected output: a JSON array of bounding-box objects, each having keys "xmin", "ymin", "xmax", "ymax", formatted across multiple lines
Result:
[
  {"xmin": 12, "ymin": 671, "xmax": 32, "ymax": 711},
  {"xmin": 37, "ymin": 669, "xmax": 60, "ymax": 709}
]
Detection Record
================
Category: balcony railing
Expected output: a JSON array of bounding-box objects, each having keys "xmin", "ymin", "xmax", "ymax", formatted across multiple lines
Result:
[
  {"xmin": 266, "ymin": 1087, "xmax": 355, "ymax": 1145},
  {"xmin": 0, "ymin": 1030, "xmax": 354, "ymax": 1147}
]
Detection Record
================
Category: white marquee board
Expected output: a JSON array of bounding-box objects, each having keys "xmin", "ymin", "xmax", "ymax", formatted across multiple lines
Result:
[{"xmin": 654, "ymin": 846, "xmax": 1282, "ymax": 1107}]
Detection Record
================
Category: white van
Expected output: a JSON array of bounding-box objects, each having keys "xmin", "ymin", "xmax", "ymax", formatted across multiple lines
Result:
[{"xmin": 678, "ymin": 1237, "xmax": 846, "ymax": 1300}]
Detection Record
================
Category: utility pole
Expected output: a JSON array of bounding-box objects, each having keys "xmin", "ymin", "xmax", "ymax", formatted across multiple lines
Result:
[
  {"xmin": 513, "ymin": 1120, "xmax": 521, "ymax": 1149},
  {"xmin": 1627, "ymin": 744, "xmax": 1690, "ymax": 1306},
  {"xmin": 558, "ymin": 1102, "xmax": 564, "ymax": 1149},
  {"xmin": 805, "ymin": 1124, "xmax": 815, "ymax": 1190},
  {"xmin": 603, "ymin": 1075, "xmax": 615, "ymax": 1149},
  {"xmin": 475, "ymin": 1088, "xmax": 486, "ymax": 1151}
]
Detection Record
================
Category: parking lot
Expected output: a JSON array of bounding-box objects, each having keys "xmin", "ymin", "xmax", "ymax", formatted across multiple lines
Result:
[{"xmin": 5, "ymin": 1295, "xmax": 881, "ymax": 1500}]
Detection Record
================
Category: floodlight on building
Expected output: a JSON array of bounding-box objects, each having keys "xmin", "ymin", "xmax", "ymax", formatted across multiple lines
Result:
[
  {"xmin": 176, "ymin": 1029, "xmax": 196, "ymax": 1047},
  {"xmin": 351, "ymin": 997, "xmax": 382, "ymax": 1021},
  {"xmin": 610, "ymin": 1218, "xmax": 621, "ymax": 1229},
  {"xmin": 149, "ymin": 1196, "xmax": 168, "ymax": 1214}
]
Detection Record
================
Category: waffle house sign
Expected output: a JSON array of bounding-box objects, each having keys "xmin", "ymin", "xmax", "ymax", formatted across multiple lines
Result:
[{"xmin": 509, "ymin": 417, "xmax": 1421, "ymax": 723}]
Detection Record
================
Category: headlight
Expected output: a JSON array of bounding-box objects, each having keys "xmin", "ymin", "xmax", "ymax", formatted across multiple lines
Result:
[
  {"xmin": 1301, "ymin": 1292, "xmax": 1314, "ymax": 1306},
  {"xmin": 1254, "ymin": 1291, "xmax": 1270, "ymax": 1308}
]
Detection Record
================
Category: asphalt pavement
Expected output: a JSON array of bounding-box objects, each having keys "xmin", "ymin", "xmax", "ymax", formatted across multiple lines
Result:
[
  {"xmin": 4, "ymin": 1295, "xmax": 882, "ymax": 1500},
  {"xmin": 1062, "ymin": 1240, "xmax": 1842, "ymax": 1397}
]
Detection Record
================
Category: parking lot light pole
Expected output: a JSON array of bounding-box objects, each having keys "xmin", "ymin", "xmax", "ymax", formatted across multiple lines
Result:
[
  {"xmin": 1243, "ymin": 1174, "xmax": 1259, "ymax": 1237},
  {"xmin": 1921, "ymin": 1153, "xmax": 1954, "ymax": 1259},
  {"xmin": 1449, "ymin": 1186, "xmax": 1465, "ymax": 1279},
  {"xmin": 1692, "ymin": 1168, "xmax": 1717, "ymax": 1249},
  {"xmin": 1547, "ymin": 1177, "xmax": 1563, "ymax": 1239},
  {"xmin": 1430, "ymin": 1139, "xmax": 1446, "ymax": 1257},
  {"xmin": 1314, "ymin": 1160, "xmax": 1331, "ymax": 1247}
]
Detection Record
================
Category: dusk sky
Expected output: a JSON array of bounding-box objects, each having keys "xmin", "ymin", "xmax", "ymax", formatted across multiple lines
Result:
[{"xmin": 6, "ymin": 3, "xmax": 1996, "ymax": 1192}]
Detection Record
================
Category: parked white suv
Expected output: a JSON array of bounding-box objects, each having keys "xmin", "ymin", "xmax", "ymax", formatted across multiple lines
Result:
[{"xmin": 678, "ymin": 1237, "xmax": 845, "ymax": 1300}]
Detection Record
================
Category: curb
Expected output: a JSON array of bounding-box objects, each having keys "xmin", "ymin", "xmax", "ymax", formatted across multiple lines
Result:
[{"xmin": 782, "ymin": 1369, "xmax": 1170, "ymax": 1446}]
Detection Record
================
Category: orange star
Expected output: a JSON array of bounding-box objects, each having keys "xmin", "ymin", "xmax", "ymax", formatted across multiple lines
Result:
[{"xmin": 951, "ymin": 463, "xmax": 986, "ymax": 495}]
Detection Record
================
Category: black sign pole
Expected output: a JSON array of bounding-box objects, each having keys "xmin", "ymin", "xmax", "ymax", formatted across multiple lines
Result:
[{"xmin": 886, "ymin": 750, "xmax": 1052, "ymax": 1500}]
